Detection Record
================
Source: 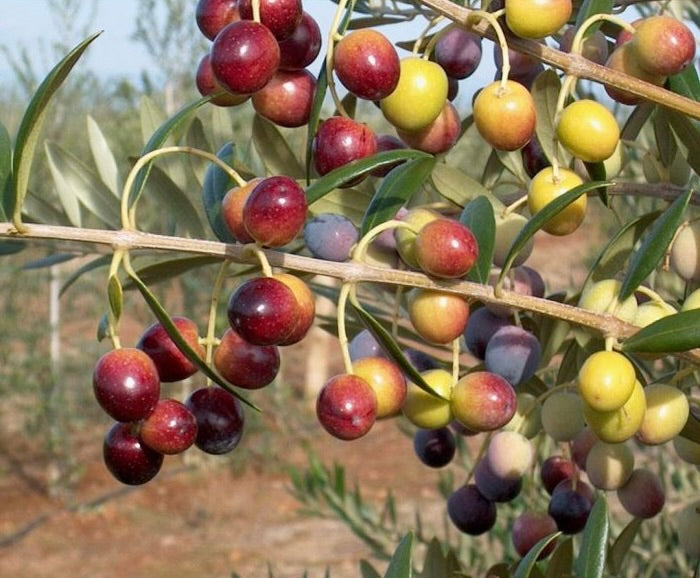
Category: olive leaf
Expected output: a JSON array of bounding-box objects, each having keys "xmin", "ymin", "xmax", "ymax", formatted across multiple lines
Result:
[
  {"xmin": 622, "ymin": 309, "xmax": 700, "ymax": 353},
  {"xmin": 460, "ymin": 196, "xmax": 495, "ymax": 284},
  {"xmin": 574, "ymin": 497, "xmax": 609, "ymax": 578}
]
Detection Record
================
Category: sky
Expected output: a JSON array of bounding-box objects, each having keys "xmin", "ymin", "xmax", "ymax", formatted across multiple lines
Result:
[{"xmin": 0, "ymin": 1, "xmax": 344, "ymax": 82}]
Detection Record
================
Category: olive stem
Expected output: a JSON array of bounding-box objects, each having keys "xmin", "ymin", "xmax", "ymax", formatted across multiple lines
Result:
[
  {"xmin": 336, "ymin": 281, "xmax": 355, "ymax": 375},
  {"xmin": 121, "ymin": 146, "xmax": 247, "ymax": 230},
  {"xmin": 466, "ymin": 9, "xmax": 510, "ymax": 90},
  {"xmin": 203, "ymin": 260, "xmax": 232, "ymax": 386},
  {"xmin": 570, "ymin": 13, "xmax": 636, "ymax": 56},
  {"xmin": 325, "ymin": 0, "xmax": 351, "ymax": 118}
]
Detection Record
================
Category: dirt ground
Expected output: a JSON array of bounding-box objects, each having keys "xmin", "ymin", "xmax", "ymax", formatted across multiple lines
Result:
[{"xmin": 0, "ymin": 220, "xmax": 597, "ymax": 578}]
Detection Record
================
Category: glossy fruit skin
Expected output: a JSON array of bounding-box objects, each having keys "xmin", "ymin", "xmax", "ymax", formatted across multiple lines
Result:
[
  {"xmin": 584, "ymin": 379, "xmax": 646, "ymax": 443},
  {"xmin": 272, "ymin": 273, "xmax": 315, "ymax": 345},
  {"xmin": 139, "ymin": 399, "xmax": 198, "ymax": 455},
  {"xmin": 221, "ymin": 178, "xmax": 263, "ymax": 243},
  {"xmin": 463, "ymin": 307, "xmax": 511, "ymax": 360},
  {"xmin": 670, "ymin": 222, "xmax": 700, "ymax": 282},
  {"xmin": 93, "ymin": 348, "xmax": 161, "ymax": 423},
  {"xmin": 503, "ymin": 392, "xmax": 542, "ymax": 439},
  {"xmin": 557, "ymin": 99, "xmax": 620, "ymax": 163},
  {"xmin": 473, "ymin": 80, "xmax": 536, "ymax": 151},
  {"xmin": 397, "ymin": 101, "xmax": 461, "ymax": 155},
  {"xmin": 316, "ymin": 374, "xmax": 377, "ymax": 440},
  {"xmin": 540, "ymin": 455, "xmax": 576, "ymax": 495},
  {"xmin": 487, "ymin": 431, "xmax": 534, "ymax": 480},
  {"xmin": 577, "ymin": 279, "xmax": 638, "ymax": 325},
  {"xmin": 636, "ymin": 383, "xmax": 689, "ymax": 445},
  {"xmin": 103, "ymin": 422, "xmax": 164, "ymax": 485},
  {"xmin": 251, "ymin": 69, "xmax": 316, "ymax": 128},
  {"xmin": 380, "ymin": 57, "xmax": 448, "ymax": 132},
  {"xmin": 334, "ymin": 29, "xmax": 400, "ymax": 101},
  {"xmin": 413, "ymin": 427, "xmax": 456, "ymax": 468},
  {"xmin": 226, "ymin": 276, "xmax": 299, "ymax": 345},
  {"xmin": 630, "ymin": 15, "xmax": 696, "ymax": 76},
  {"xmin": 484, "ymin": 325, "xmax": 541, "ymax": 387},
  {"xmin": 136, "ymin": 316, "xmax": 204, "ymax": 383},
  {"xmin": 402, "ymin": 368, "xmax": 453, "ymax": 429},
  {"xmin": 395, "ymin": 207, "xmax": 441, "ymax": 269},
  {"xmin": 196, "ymin": 0, "xmax": 240, "ymax": 41},
  {"xmin": 352, "ymin": 356, "xmax": 407, "ymax": 419},
  {"xmin": 242, "ymin": 176, "xmax": 307, "ymax": 247},
  {"xmin": 348, "ymin": 329, "xmax": 386, "ymax": 361},
  {"xmin": 512, "ymin": 512, "xmax": 558, "ymax": 559},
  {"xmin": 541, "ymin": 391, "xmax": 585, "ymax": 441},
  {"xmin": 213, "ymin": 328, "xmax": 280, "ymax": 389},
  {"xmin": 434, "ymin": 26, "xmax": 482, "ymax": 79},
  {"xmin": 494, "ymin": 44, "xmax": 544, "ymax": 88},
  {"xmin": 210, "ymin": 20, "xmax": 280, "ymax": 95},
  {"xmin": 451, "ymin": 371, "xmax": 517, "ymax": 432},
  {"xmin": 571, "ymin": 427, "xmax": 599, "ymax": 470},
  {"xmin": 585, "ymin": 441, "xmax": 634, "ymax": 491},
  {"xmin": 527, "ymin": 167, "xmax": 586, "ymax": 236},
  {"xmin": 447, "ymin": 484, "xmax": 497, "ymax": 535},
  {"xmin": 577, "ymin": 350, "xmax": 636, "ymax": 412},
  {"xmin": 312, "ymin": 116, "xmax": 377, "ymax": 183},
  {"xmin": 604, "ymin": 44, "xmax": 666, "ymax": 105},
  {"xmin": 196, "ymin": 53, "xmax": 250, "ymax": 107},
  {"xmin": 474, "ymin": 458, "xmax": 523, "ymax": 503},
  {"xmin": 238, "ymin": 0, "xmax": 303, "ymax": 41},
  {"xmin": 616, "ymin": 468, "xmax": 665, "ymax": 519},
  {"xmin": 304, "ymin": 213, "xmax": 359, "ymax": 262},
  {"xmin": 673, "ymin": 435, "xmax": 700, "ymax": 465},
  {"xmin": 505, "ymin": 0, "xmax": 573, "ymax": 39},
  {"xmin": 185, "ymin": 387, "xmax": 245, "ymax": 454},
  {"xmin": 548, "ymin": 488, "xmax": 593, "ymax": 534},
  {"xmin": 407, "ymin": 289, "xmax": 470, "ymax": 345},
  {"xmin": 415, "ymin": 217, "xmax": 478, "ymax": 278},
  {"xmin": 278, "ymin": 12, "xmax": 321, "ymax": 70}
]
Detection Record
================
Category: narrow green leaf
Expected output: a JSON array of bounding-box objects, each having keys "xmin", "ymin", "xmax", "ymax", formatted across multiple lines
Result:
[
  {"xmin": 86, "ymin": 115, "xmax": 119, "ymax": 195},
  {"xmin": 128, "ymin": 270, "xmax": 259, "ymax": 411},
  {"xmin": 60, "ymin": 254, "xmax": 112, "ymax": 296},
  {"xmin": 12, "ymin": 31, "xmax": 101, "ymax": 225},
  {"xmin": 484, "ymin": 564, "xmax": 511, "ymax": 578},
  {"xmin": 583, "ymin": 161, "xmax": 609, "ymax": 206},
  {"xmin": 545, "ymin": 537, "xmax": 573, "ymax": 578},
  {"xmin": 305, "ymin": 150, "xmax": 430, "ymax": 205},
  {"xmin": 121, "ymin": 255, "xmax": 223, "ymax": 288},
  {"xmin": 430, "ymin": 163, "xmax": 504, "ymax": 210},
  {"xmin": 360, "ymin": 560, "xmax": 382, "ymax": 578},
  {"xmin": 668, "ymin": 65, "xmax": 700, "ymax": 102},
  {"xmin": 460, "ymin": 196, "xmax": 495, "ymax": 284},
  {"xmin": 583, "ymin": 210, "xmax": 661, "ymax": 292},
  {"xmin": 0, "ymin": 240, "xmax": 25, "ymax": 256},
  {"xmin": 252, "ymin": 114, "xmax": 305, "ymax": 179},
  {"xmin": 360, "ymin": 157, "xmax": 436, "ymax": 237},
  {"xmin": 202, "ymin": 142, "xmax": 241, "ymax": 243},
  {"xmin": 532, "ymin": 70, "xmax": 568, "ymax": 166},
  {"xmin": 620, "ymin": 102, "xmax": 655, "ymax": 141},
  {"xmin": 384, "ymin": 532, "xmax": 413, "ymax": 578},
  {"xmin": 618, "ymin": 187, "xmax": 692, "ymax": 301},
  {"xmin": 496, "ymin": 149, "xmax": 528, "ymax": 185},
  {"xmin": 622, "ymin": 309, "xmax": 700, "ymax": 353},
  {"xmin": 22, "ymin": 253, "xmax": 76, "ymax": 270},
  {"xmin": 24, "ymin": 188, "xmax": 72, "ymax": 226},
  {"xmin": 513, "ymin": 532, "xmax": 562, "ymax": 578},
  {"xmin": 128, "ymin": 95, "xmax": 212, "ymax": 210},
  {"xmin": 45, "ymin": 141, "xmax": 121, "ymax": 228},
  {"xmin": 44, "ymin": 143, "xmax": 82, "ymax": 227},
  {"xmin": 96, "ymin": 312, "xmax": 110, "ymax": 342},
  {"xmin": 108, "ymin": 274, "xmax": 123, "ymax": 323},
  {"xmin": 351, "ymin": 301, "xmax": 446, "ymax": 400},
  {"xmin": 680, "ymin": 413, "xmax": 700, "ymax": 445},
  {"xmin": 0, "ymin": 122, "xmax": 12, "ymax": 221},
  {"xmin": 416, "ymin": 538, "xmax": 454, "ymax": 578},
  {"xmin": 653, "ymin": 108, "xmax": 677, "ymax": 167},
  {"xmin": 305, "ymin": 62, "xmax": 328, "ymax": 183},
  {"xmin": 499, "ymin": 181, "xmax": 611, "ymax": 284},
  {"xmin": 184, "ymin": 117, "xmax": 212, "ymax": 187},
  {"xmin": 608, "ymin": 517, "xmax": 643, "ymax": 575},
  {"xmin": 574, "ymin": 497, "xmax": 609, "ymax": 578},
  {"xmin": 574, "ymin": 0, "xmax": 615, "ymax": 33},
  {"xmin": 145, "ymin": 164, "xmax": 206, "ymax": 238},
  {"xmin": 309, "ymin": 186, "xmax": 374, "ymax": 226},
  {"xmin": 664, "ymin": 108, "xmax": 700, "ymax": 175}
]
